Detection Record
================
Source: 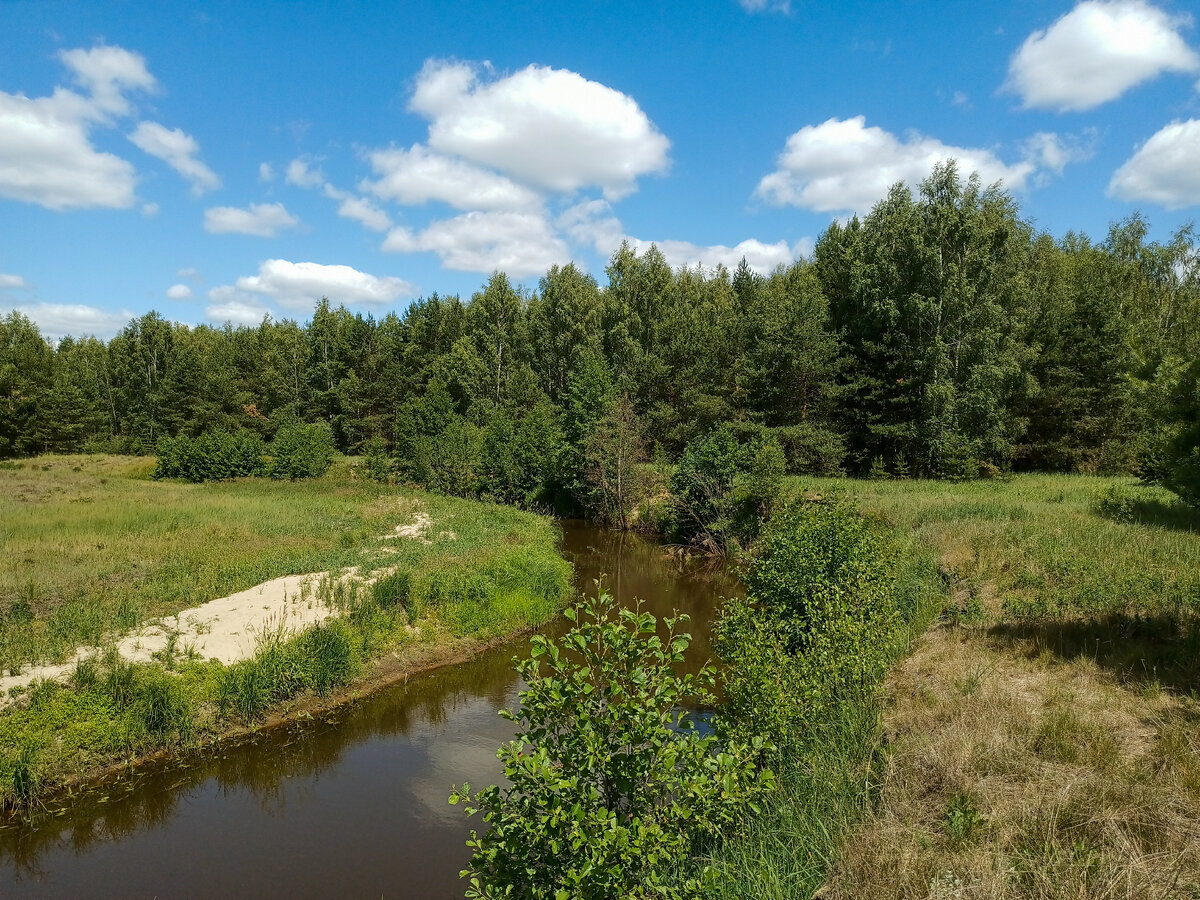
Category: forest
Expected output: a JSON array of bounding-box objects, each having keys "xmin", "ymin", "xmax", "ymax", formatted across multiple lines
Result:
[{"xmin": 3, "ymin": 164, "xmax": 1199, "ymax": 512}]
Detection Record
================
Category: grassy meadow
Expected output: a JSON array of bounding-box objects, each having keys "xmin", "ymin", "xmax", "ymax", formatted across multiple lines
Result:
[
  {"xmin": 774, "ymin": 474, "xmax": 1200, "ymax": 899},
  {"xmin": 0, "ymin": 455, "xmax": 571, "ymax": 808}
]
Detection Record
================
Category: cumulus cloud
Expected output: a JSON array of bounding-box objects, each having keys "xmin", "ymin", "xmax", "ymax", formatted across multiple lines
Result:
[
  {"xmin": 204, "ymin": 202, "xmax": 299, "ymax": 236},
  {"xmin": 383, "ymin": 210, "xmax": 569, "ymax": 277},
  {"xmin": 128, "ymin": 121, "xmax": 219, "ymax": 193},
  {"xmin": 361, "ymin": 144, "xmax": 541, "ymax": 211},
  {"xmin": 1005, "ymin": 1, "xmax": 1199, "ymax": 112},
  {"xmin": 410, "ymin": 59, "xmax": 670, "ymax": 199},
  {"xmin": 285, "ymin": 156, "xmax": 325, "ymax": 189},
  {"xmin": 0, "ymin": 46, "xmax": 157, "ymax": 210},
  {"xmin": 0, "ymin": 273, "xmax": 29, "ymax": 291},
  {"xmin": 333, "ymin": 194, "xmax": 392, "ymax": 232},
  {"xmin": 209, "ymin": 259, "xmax": 415, "ymax": 313},
  {"xmin": 165, "ymin": 283, "xmax": 192, "ymax": 300},
  {"xmin": 205, "ymin": 297, "xmax": 271, "ymax": 327},
  {"xmin": 11, "ymin": 302, "xmax": 132, "ymax": 339},
  {"xmin": 559, "ymin": 200, "xmax": 800, "ymax": 275},
  {"xmin": 755, "ymin": 116, "xmax": 1047, "ymax": 214},
  {"xmin": 1109, "ymin": 118, "xmax": 1200, "ymax": 208}
]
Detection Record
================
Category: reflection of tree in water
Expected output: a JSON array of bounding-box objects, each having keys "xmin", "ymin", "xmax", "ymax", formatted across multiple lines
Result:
[{"xmin": 0, "ymin": 523, "xmax": 739, "ymax": 879}]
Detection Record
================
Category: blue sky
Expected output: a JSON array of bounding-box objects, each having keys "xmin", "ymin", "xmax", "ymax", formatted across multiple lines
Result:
[{"xmin": 2, "ymin": 0, "xmax": 1199, "ymax": 338}]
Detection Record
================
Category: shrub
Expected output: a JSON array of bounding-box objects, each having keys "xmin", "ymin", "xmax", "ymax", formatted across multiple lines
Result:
[
  {"xmin": 361, "ymin": 434, "xmax": 392, "ymax": 483},
  {"xmin": 268, "ymin": 422, "xmax": 335, "ymax": 480},
  {"xmin": 716, "ymin": 498, "xmax": 901, "ymax": 747},
  {"xmin": 669, "ymin": 424, "xmax": 786, "ymax": 552},
  {"xmin": 450, "ymin": 591, "xmax": 772, "ymax": 899},
  {"xmin": 154, "ymin": 430, "xmax": 266, "ymax": 482},
  {"xmin": 772, "ymin": 422, "xmax": 846, "ymax": 476}
]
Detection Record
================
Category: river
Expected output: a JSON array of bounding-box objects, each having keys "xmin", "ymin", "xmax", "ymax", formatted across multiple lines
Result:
[{"xmin": 0, "ymin": 520, "xmax": 741, "ymax": 898}]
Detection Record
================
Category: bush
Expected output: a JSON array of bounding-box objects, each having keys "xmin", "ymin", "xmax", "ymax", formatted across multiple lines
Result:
[
  {"xmin": 361, "ymin": 434, "xmax": 393, "ymax": 483},
  {"xmin": 716, "ymin": 498, "xmax": 901, "ymax": 748},
  {"xmin": 268, "ymin": 422, "xmax": 335, "ymax": 480},
  {"xmin": 771, "ymin": 422, "xmax": 846, "ymax": 476},
  {"xmin": 669, "ymin": 424, "xmax": 786, "ymax": 552},
  {"xmin": 154, "ymin": 430, "xmax": 265, "ymax": 482},
  {"xmin": 450, "ymin": 591, "xmax": 772, "ymax": 899}
]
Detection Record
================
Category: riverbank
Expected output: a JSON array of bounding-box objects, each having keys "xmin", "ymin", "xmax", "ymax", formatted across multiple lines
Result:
[
  {"xmin": 0, "ymin": 456, "xmax": 572, "ymax": 811},
  {"xmin": 729, "ymin": 475, "xmax": 1200, "ymax": 898}
]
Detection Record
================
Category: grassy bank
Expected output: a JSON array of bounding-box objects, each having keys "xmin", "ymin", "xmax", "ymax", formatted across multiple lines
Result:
[
  {"xmin": 765, "ymin": 475, "xmax": 1200, "ymax": 898},
  {"xmin": 0, "ymin": 455, "xmax": 571, "ymax": 809},
  {"xmin": 704, "ymin": 509, "xmax": 948, "ymax": 897}
]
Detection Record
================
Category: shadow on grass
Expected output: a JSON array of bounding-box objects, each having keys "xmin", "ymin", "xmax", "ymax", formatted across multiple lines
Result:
[
  {"xmin": 1095, "ymin": 490, "xmax": 1200, "ymax": 534},
  {"xmin": 988, "ymin": 614, "xmax": 1200, "ymax": 696}
]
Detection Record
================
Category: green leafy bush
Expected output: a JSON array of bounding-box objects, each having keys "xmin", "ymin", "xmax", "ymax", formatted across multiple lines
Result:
[
  {"xmin": 450, "ymin": 590, "xmax": 772, "ymax": 899},
  {"xmin": 268, "ymin": 422, "xmax": 335, "ymax": 480},
  {"xmin": 669, "ymin": 424, "xmax": 785, "ymax": 552},
  {"xmin": 716, "ymin": 498, "xmax": 901, "ymax": 747},
  {"xmin": 154, "ymin": 430, "xmax": 265, "ymax": 482}
]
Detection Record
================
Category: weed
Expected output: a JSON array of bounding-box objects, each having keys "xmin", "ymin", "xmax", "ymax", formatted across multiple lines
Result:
[{"xmin": 944, "ymin": 792, "xmax": 986, "ymax": 847}]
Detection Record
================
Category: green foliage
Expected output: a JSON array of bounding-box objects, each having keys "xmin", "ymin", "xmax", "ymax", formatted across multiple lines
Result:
[
  {"xmin": 153, "ymin": 430, "xmax": 266, "ymax": 482},
  {"xmin": 1160, "ymin": 358, "xmax": 1200, "ymax": 507},
  {"xmin": 450, "ymin": 590, "xmax": 772, "ymax": 900},
  {"xmin": 944, "ymin": 792, "xmax": 987, "ymax": 847},
  {"xmin": 669, "ymin": 424, "xmax": 786, "ymax": 552},
  {"xmin": 716, "ymin": 499, "xmax": 902, "ymax": 747},
  {"xmin": 268, "ymin": 421, "xmax": 335, "ymax": 480},
  {"xmin": 361, "ymin": 434, "xmax": 392, "ymax": 483}
]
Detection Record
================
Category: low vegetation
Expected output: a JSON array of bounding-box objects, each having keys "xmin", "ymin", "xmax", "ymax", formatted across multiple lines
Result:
[
  {"xmin": 0, "ymin": 455, "xmax": 571, "ymax": 809},
  {"xmin": 804, "ymin": 474, "xmax": 1200, "ymax": 899}
]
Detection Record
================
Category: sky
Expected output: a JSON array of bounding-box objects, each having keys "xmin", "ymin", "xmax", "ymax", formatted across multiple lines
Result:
[{"xmin": 2, "ymin": 0, "xmax": 1199, "ymax": 339}]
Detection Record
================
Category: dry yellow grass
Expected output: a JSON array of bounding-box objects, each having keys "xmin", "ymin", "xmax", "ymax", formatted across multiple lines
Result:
[{"xmin": 824, "ymin": 624, "xmax": 1200, "ymax": 900}]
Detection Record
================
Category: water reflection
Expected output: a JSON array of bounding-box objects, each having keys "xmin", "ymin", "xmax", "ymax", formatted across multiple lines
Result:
[{"xmin": 0, "ymin": 521, "xmax": 740, "ymax": 899}]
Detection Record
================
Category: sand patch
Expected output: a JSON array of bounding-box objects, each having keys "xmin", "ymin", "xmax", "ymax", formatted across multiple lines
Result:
[
  {"xmin": 380, "ymin": 511, "xmax": 432, "ymax": 543},
  {"xmin": 1, "ymin": 555, "xmax": 409, "ymax": 708}
]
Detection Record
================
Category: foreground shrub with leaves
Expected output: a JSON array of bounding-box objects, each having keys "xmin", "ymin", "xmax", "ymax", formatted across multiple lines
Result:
[
  {"xmin": 449, "ymin": 590, "xmax": 773, "ymax": 900},
  {"xmin": 716, "ymin": 498, "xmax": 902, "ymax": 748}
]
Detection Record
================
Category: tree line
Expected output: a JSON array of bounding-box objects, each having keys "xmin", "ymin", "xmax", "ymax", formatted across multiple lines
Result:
[{"xmin": 3, "ymin": 163, "xmax": 1198, "ymax": 507}]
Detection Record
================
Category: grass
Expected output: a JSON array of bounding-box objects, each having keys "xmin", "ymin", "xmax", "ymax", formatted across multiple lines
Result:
[
  {"xmin": 762, "ymin": 474, "xmax": 1200, "ymax": 899},
  {"xmin": 705, "ymin": 511, "xmax": 948, "ymax": 898},
  {"xmin": 0, "ymin": 455, "xmax": 571, "ymax": 810}
]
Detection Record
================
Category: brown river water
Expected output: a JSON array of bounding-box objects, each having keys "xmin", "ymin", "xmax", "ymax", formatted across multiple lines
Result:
[{"xmin": 0, "ymin": 520, "xmax": 741, "ymax": 898}]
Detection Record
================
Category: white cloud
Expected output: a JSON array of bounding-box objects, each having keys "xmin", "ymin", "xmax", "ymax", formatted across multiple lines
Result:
[
  {"xmin": 285, "ymin": 157, "xmax": 324, "ymax": 188},
  {"xmin": 211, "ymin": 258, "xmax": 415, "ymax": 312},
  {"xmin": 1021, "ymin": 130, "xmax": 1098, "ymax": 176},
  {"xmin": 59, "ymin": 46, "xmax": 156, "ymax": 117},
  {"xmin": 141, "ymin": 201, "xmax": 159, "ymax": 216},
  {"xmin": 177, "ymin": 266, "xmax": 203, "ymax": 282},
  {"xmin": 0, "ymin": 273, "xmax": 28, "ymax": 291},
  {"xmin": 361, "ymin": 144, "xmax": 541, "ymax": 211},
  {"xmin": 384, "ymin": 210, "xmax": 569, "ymax": 277},
  {"xmin": 737, "ymin": 0, "xmax": 791, "ymax": 12},
  {"xmin": 204, "ymin": 202, "xmax": 299, "ymax": 236},
  {"xmin": 11, "ymin": 302, "xmax": 132, "ymax": 339},
  {"xmin": 1109, "ymin": 118, "xmax": 1200, "ymax": 208},
  {"xmin": 128, "ymin": 121, "xmax": 220, "ymax": 193},
  {"xmin": 0, "ymin": 57, "xmax": 154, "ymax": 210},
  {"xmin": 165, "ymin": 283, "xmax": 192, "ymax": 300},
  {"xmin": 205, "ymin": 296, "xmax": 271, "ymax": 327},
  {"xmin": 1006, "ymin": 1, "xmax": 1199, "ymax": 112},
  {"xmin": 258, "ymin": 162, "xmax": 274, "ymax": 182},
  {"xmin": 755, "ymin": 116, "xmax": 1043, "ymax": 214},
  {"xmin": 410, "ymin": 59, "xmax": 669, "ymax": 199},
  {"xmin": 334, "ymin": 194, "xmax": 392, "ymax": 232},
  {"xmin": 559, "ymin": 199, "xmax": 798, "ymax": 274}
]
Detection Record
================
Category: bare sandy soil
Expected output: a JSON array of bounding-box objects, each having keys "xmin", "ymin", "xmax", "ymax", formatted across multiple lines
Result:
[{"xmin": 0, "ymin": 510, "xmax": 434, "ymax": 706}]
